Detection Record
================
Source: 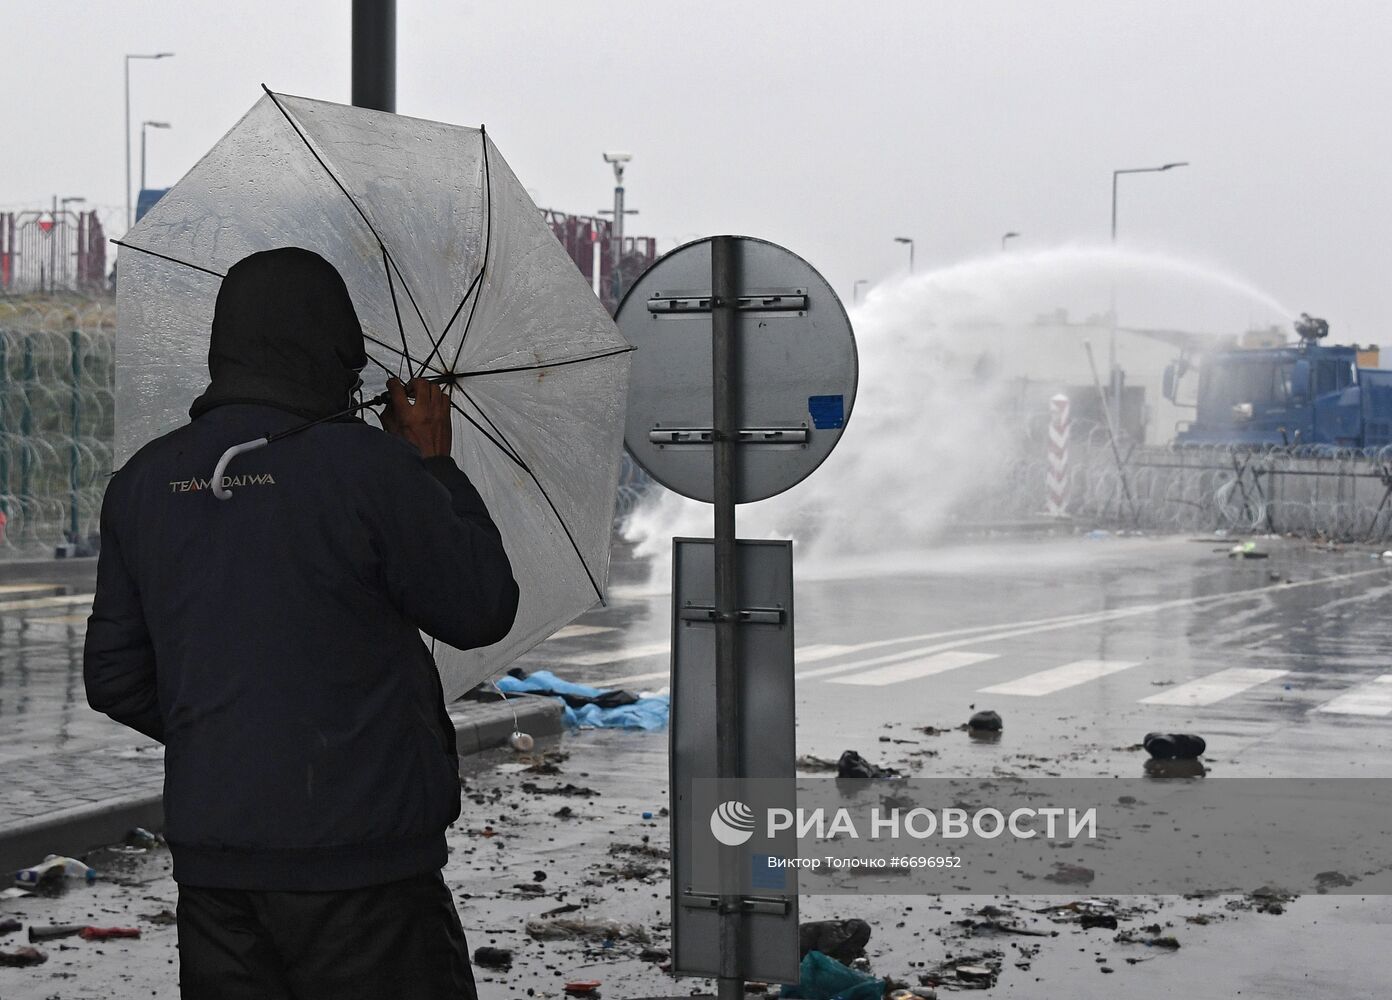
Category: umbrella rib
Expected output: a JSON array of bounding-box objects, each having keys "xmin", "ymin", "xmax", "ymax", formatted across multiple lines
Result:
[
  {"xmin": 380, "ymin": 243, "xmax": 414, "ymax": 374},
  {"xmin": 459, "ymin": 387, "xmax": 605, "ymax": 604},
  {"xmin": 444, "ymin": 126, "xmax": 493, "ymax": 375},
  {"xmin": 362, "ymin": 332, "xmax": 449, "ymax": 378},
  {"xmin": 261, "ymin": 85, "xmax": 436, "ymax": 345},
  {"xmin": 445, "ymin": 394, "xmax": 526, "ymax": 472},
  {"xmin": 454, "ymin": 345, "xmax": 635, "ymax": 379},
  {"xmin": 416, "ymin": 265, "xmax": 482, "ymax": 379},
  {"xmin": 111, "ymin": 240, "xmax": 226, "ymax": 279},
  {"xmin": 261, "ymin": 86, "xmax": 391, "ymax": 267}
]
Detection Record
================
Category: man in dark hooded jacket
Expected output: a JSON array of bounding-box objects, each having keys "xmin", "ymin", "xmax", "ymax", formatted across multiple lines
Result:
[{"xmin": 84, "ymin": 247, "xmax": 519, "ymax": 999}]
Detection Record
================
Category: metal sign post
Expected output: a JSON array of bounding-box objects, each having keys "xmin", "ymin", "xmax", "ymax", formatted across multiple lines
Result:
[
  {"xmin": 617, "ymin": 235, "xmax": 857, "ymax": 992},
  {"xmin": 710, "ymin": 236, "xmax": 743, "ymax": 1000}
]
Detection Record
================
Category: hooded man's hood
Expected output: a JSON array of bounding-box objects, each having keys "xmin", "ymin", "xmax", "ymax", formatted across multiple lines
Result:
[{"xmin": 190, "ymin": 247, "xmax": 368, "ymax": 421}]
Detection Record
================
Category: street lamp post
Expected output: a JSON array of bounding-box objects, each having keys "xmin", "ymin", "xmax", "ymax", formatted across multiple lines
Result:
[
  {"xmin": 894, "ymin": 236, "xmax": 915, "ymax": 273},
  {"xmin": 125, "ymin": 52, "xmax": 174, "ymax": 231},
  {"xmin": 600, "ymin": 152, "xmax": 637, "ymax": 308},
  {"xmin": 1001, "ymin": 231, "xmax": 1020, "ymax": 251},
  {"xmin": 141, "ymin": 121, "xmax": 172, "ymax": 193},
  {"xmin": 1108, "ymin": 161, "xmax": 1188, "ymax": 430},
  {"xmin": 853, "ymin": 279, "xmax": 869, "ymax": 304}
]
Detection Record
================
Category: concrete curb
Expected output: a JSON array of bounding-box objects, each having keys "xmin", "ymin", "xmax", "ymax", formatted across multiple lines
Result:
[{"xmin": 0, "ymin": 697, "xmax": 567, "ymax": 877}]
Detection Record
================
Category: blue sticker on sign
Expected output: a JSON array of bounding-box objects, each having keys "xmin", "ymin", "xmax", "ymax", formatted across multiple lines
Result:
[
  {"xmin": 751, "ymin": 854, "xmax": 787, "ymax": 890},
  {"xmin": 808, "ymin": 394, "xmax": 845, "ymax": 430}
]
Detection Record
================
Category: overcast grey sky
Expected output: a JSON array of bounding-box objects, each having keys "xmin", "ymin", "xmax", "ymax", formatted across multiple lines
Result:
[{"xmin": 6, "ymin": 1, "xmax": 1390, "ymax": 337}]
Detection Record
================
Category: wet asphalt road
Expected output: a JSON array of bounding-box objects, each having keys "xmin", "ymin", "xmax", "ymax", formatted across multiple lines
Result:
[{"xmin": 3, "ymin": 533, "xmax": 1392, "ymax": 998}]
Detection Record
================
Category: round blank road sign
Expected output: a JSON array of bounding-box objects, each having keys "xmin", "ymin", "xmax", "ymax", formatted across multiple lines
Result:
[{"xmin": 617, "ymin": 236, "xmax": 857, "ymax": 504}]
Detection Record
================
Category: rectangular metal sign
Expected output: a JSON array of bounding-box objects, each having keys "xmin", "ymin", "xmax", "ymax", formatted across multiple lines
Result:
[{"xmin": 669, "ymin": 537, "xmax": 799, "ymax": 983}]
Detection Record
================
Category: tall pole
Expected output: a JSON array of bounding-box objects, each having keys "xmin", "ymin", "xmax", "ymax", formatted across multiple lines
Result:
[
  {"xmin": 141, "ymin": 126, "xmax": 147, "ymax": 192},
  {"xmin": 49, "ymin": 197, "xmax": 57, "ymax": 296},
  {"xmin": 124, "ymin": 53, "xmax": 173, "ymax": 231},
  {"xmin": 1108, "ymin": 161, "xmax": 1188, "ymax": 432},
  {"xmin": 69, "ymin": 329, "xmax": 80, "ymax": 541},
  {"xmin": 124, "ymin": 58, "xmax": 130, "ymax": 232},
  {"xmin": 710, "ymin": 235, "xmax": 743, "ymax": 1000},
  {"xmin": 612, "ymin": 169, "xmax": 625, "ymax": 304},
  {"xmin": 352, "ymin": 0, "xmax": 396, "ymax": 112},
  {"xmin": 60, "ymin": 198, "xmax": 85, "ymax": 291},
  {"xmin": 894, "ymin": 236, "xmax": 915, "ymax": 273}
]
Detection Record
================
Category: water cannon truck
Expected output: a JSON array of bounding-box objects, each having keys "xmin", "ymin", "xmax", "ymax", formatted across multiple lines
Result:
[{"xmin": 1165, "ymin": 314, "xmax": 1392, "ymax": 449}]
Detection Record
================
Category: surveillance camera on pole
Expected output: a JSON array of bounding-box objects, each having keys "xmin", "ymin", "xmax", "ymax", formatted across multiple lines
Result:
[{"xmin": 601, "ymin": 152, "xmax": 637, "ymax": 306}]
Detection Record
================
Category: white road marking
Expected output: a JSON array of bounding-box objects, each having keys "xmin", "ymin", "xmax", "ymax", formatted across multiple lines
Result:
[
  {"xmin": 1140, "ymin": 667, "xmax": 1289, "ymax": 707},
  {"xmin": 603, "ymin": 642, "xmax": 855, "ymax": 687},
  {"xmin": 554, "ymin": 641, "xmax": 669, "ymax": 667},
  {"xmin": 573, "ymin": 566, "xmax": 1388, "ymax": 690},
  {"xmin": 827, "ymin": 651, "xmax": 997, "ymax": 687},
  {"xmin": 600, "ymin": 669, "xmax": 668, "ymax": 686},
  {"xmin": 804, "ymin": 566, "xmax": 1389, "ymax": 682},
  {"xmin": 1314, "ymin": 675, "xmax": 1392, "ymax": 717},
  {"xmin": 0, "ymin": 583, "xmax": 61, "ymax": 595},
  {"xmin": 26, "ymin": 614, "xmax": 89, "ymax": 626},
  {"xmin": 797, "ymin": 643, "xmax": 858, "ymax": 662},
  {"xmin": 0, "ymin": 594, "xmax": 93, "ymax": 613},
  {"xmin": 978, "ymin": 659, "xmax": 1140, "ymax": 697},
  {"xmin": 549, "ymin": 624, "xmax": 616, "ymax": 641}
]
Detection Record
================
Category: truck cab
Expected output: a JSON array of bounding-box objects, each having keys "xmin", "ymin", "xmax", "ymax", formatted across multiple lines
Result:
[{"xmin": 1168, "ymin": 317, "xmax": 1392, "ymax": 448}]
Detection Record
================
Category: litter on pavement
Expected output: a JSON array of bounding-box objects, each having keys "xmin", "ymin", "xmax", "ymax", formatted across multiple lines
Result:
[
  {"xmin": 496, "ymin": 669, "xmax": 669, "ymax": 730},
  {"xmin": 782, "ymin": 949, "xmax": 884, "ymax": 1000},
  {"xmin": 836, "ymin": 750, "xmax": 901, "ymax": 779},
  {"xmin": 13, "ymin": 855, "xmax": 96, "ymax": 889},
  {"xmin": 1143, "ymin": 732, "xmax": 1207, "ymax": 759}
]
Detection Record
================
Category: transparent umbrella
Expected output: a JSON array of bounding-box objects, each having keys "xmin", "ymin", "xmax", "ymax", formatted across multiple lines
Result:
[{"xmin": 115, "ymin": 89, "xmax": 634, "ymax": 699}]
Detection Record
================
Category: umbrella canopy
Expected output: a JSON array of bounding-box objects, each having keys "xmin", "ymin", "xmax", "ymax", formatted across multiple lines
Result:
[{"xmin": 115, "ymin": 90, "xmax": 633, "ymax": 700}]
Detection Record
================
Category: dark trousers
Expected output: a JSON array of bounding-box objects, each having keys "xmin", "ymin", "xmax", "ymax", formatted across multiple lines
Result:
[{"xmin": 176, "ymin": 871, "xmax": 478, "ymax": 1000}]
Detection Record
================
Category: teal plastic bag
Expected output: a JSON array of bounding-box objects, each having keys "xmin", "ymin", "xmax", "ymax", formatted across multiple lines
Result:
[{"xmin": 781, "ymin": 950, "xmax": 884, "ymax": 1000}]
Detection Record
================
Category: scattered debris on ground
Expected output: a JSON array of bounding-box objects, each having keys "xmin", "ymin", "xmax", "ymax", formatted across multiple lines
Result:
[
  {"xmin": 836, "ymin": 750, "xmax": 901, "ymax": 779},
  {"xmin": 799, "ymin": 918, "xmax": 872, "ymax": 963},
  {"xmin": 0, "ymin": 945, "xmax": 47, "ymax": 967},
  {"xmin": 966, "ymin": 710, "xmax": 1003, "ymax": 732},
  {"xmin": 1143, "ymin": 732, "xmax": 1206, "ymax": 759},
  {"xmin": 525, "ymin": 916, "xmax": 651, "ymax": 944}
]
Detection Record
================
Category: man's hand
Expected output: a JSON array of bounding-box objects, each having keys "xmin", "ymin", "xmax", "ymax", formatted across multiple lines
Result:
[{"xmin": 381, "ymin": 377, "xmax": 452, "ymax": 459}]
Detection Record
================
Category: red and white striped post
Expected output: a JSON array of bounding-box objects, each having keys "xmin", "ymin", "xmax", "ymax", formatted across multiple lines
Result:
[{"xmin": 1046, "ymin": 393, "xmax": 1070, "ymax": 516}]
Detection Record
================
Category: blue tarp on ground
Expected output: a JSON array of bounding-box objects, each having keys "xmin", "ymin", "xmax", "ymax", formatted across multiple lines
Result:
[{"xmin": 495, "ymin": 670, "xmax": 669, "ymax": 731}]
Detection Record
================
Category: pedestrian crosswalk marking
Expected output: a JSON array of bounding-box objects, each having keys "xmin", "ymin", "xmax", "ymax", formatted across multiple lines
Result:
[
  {"xmin": 1314, "ymin": 675, "xmax": 1392, "ymax": 717},
  {"xmin": 1139, "ymin": 668, "xmax": 1289, "ymax": 707},
  {"xmin": 600, "ymin": 643, "xmax": 859, "ymax": 687},
  {"xmin": 0, "ymin": 594, "xmax": 94, "ymax": 613},
  {"xmin": 555, "ymin": 640, "xmax": 669, "ymax": 667},
  {"xmin": 550, "ymin": 624, "xmax": 616, "ymax": 641},
  {"xmin": 978, "ymin": 659, "xmax": 1141, "ymax": 697},
  {"xmin": 797, "ymin": 643, "xmax": 858, "ymax": 663},
  {"xmin": 827, "ymin": 651, "xmax": 998, "ymax": 687}
]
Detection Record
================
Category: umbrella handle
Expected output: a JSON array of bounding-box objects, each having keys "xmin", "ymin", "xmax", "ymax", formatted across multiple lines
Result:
[{"xmin": 211, "ymin": 438, "xmax": 270, "ymax": 501}]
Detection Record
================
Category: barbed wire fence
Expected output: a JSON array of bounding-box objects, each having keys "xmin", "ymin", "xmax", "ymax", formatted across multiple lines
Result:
[
  {"xmin": 982, "ymin": 416, "xmax": 1392, "ymax": 542},
  {"xmin": 0, "ymin": 295, "xmax": 115, "ymax": 558}
]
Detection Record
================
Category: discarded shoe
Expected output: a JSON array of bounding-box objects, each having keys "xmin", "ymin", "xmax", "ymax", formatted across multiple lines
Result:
[
  {"xmin": 1143, "ymin": 733, "xmax": 1206, "ymax": 759},
  {"xmin": 967, "ymin": 710, "xmax": 1003, "ymax": 732}
]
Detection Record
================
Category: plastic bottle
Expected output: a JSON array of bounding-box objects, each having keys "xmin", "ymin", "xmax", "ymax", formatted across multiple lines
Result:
[{"xmin": 13, "ymin": 855, "xmax": 96, "ymax": 888}]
